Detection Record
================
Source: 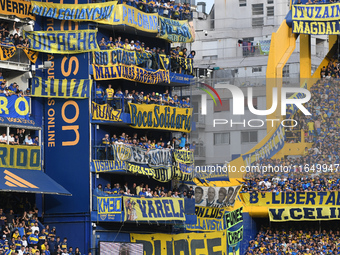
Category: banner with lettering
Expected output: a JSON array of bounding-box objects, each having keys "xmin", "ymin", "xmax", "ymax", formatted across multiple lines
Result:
[
  {"xmin": 92, "ymin": 64, "xmax": 170, "ymax": 84},
  {"xmin": 0, "ymin": 0, "xmax": 34, "ymax": 20},
  {"xmin": 173, "ymin": 150, "xmax": 194, "ymax": 164},
  {"xmin": 241, "ymin": 191, "xmax": 340, "ymax": 207},
  {"xmin": 0, "ymin": 95, "xmax": 30, "ymax": 120},
  {"xmin": 124, "ymin": 197, "xmax": 185, "ymax": 221},
  {"xmin": 193, "ymin": 185, "xmax": 241, "ymax": 208},
  {"xmin": 24, "ymin": 30, "xmax": 99, "ymax": 54},
  {"xmin": 0, "ymin": 45, "xmax": 16, "ymax": 61},
  {"xmin": 292, "ymin": 4, "xmax": 340, "ymax": 35},
  {"xmin": 0, "ymin": 145, "xmax": 41, "ymax": 170},
  {"xmin": 20, "ymin": 47, "xmax": 39, "ymax": 64},
  {"xmin": 31, "ymin": 77, "xmax": 92, "ymax": 98},
  {"xmin": 93, "ymin": 49, "xmax": 151, "ymax": 66},
  {"xmin": 225, "ymin": 207, "xmax": 243, "ymax": 229},
  {"xmin": 158, "ymin": 16, "xmax": 194, "ymax": 43},
  {"xmin": 113, "ymin": 144, "xmax": 172, "ymax": 167},
  {"xmin": 174, "ymin": 56, "xmax": 193, "ymax": 75},
  {"xmin": 91, "ymin": 101, "xmax": 122, "ymax": 121},
  {"xmin": 92, "ymin": 160, "xmax": 126, "ymax": 173},
  {"xmin": 113, "ymin": 4, "xmax": 158, "ymax": 33},
  {"xmin": 129, "ymin": 103, "xmax": 192, "ymax": 132},
  {"xmin": 186, "ymin": 206, "xmax": 226, "ymax": 232},
  {"xmin": 269, "ymin": 207, "xmax": 340, "ymax": 222},
  {"xmin": 96, "ymin": 196, "xmax": 123, "ymax": 221},
  {"xmin": 31, "ymin": 1, "xmax": 117, "ymax": 23},
  {"xmin": 130, "ymin": 231, "xmax": 227, "ymax": 255}
]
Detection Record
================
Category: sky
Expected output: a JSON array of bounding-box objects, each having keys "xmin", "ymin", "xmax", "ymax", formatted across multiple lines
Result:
[{"xmin": 201, "ymin": 0, "xmax": 214, "ymax": 14}]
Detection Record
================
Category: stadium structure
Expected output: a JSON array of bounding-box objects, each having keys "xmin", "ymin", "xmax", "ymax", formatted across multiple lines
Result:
[{"xmin": 0, "ymin": 0, "xmax": 338, "ymax": 254}]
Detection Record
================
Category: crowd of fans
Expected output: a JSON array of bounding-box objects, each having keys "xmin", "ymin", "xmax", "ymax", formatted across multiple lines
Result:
[
  {"xmin": 241, "ymin": 171, "xmax": 340, "ymax": 193},
  {"xmin": 0, "ymin": 22, "xmax": 26, "ymax": 47},
  {"xmin": 99, "ymin": 132, "xmax": 195, "ymax": 159},
  {"xmin": 114, "ymin": 0, "xmax": 193, "ymax": 20},
  {"xmin": 246, "ymin": 226, "xmax": 340, "ymax": 255},
  {"xmin": 98, "ymin": 37, "xmax": 195, "ymax": 73},
  {"xmin": 0, "ymin": 129, "xmax": 39, "ymax": 146},
  {"xmin": 94, "ymin": 182, "xmax": 195, "ymax": 199},
  {"xmin": 95, "ymin": 85, "xmax": 191, "ymax": 111},
  {"xmin": 0, "ymin": 205, "xmax": 81, "ymax": 255},
  {"xmin": 0, "ymin": 73, "xmax": 31, "ymax": 98}
]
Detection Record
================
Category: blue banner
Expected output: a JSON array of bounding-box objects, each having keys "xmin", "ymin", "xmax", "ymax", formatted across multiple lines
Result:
[{"xmin": 0, "ymin": 95, "xmax": 30, "ymax": 119}]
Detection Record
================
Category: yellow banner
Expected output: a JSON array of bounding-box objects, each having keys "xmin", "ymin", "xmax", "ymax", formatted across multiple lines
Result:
[
  {"xmin": 158, "ymin": 16, "xmax": 194, "ymax": 43},
  {"xmin": 31, "ymin": 2, "xmax": 158, "ymax": 33},
  {"xmin": 31, "ymin": 77, "xmax": 92, "ymax": 98},
  {"xmin": 124, "ymin": 197, "xmax": 185, "ymax": 222},
  {"xmin": 0, "ymin": 0, "xmax": 34, "ymax": 20},
  {"xmin": 241, "ymin": 191, "xmax": 340, "ymax": 207},
  {"xmin": 0, "ymin": 145, "xmax": 41, "ymax": 170},
  {"xmin": 195, "ymin": 206, "xmax": 226, "ymax": 218},
  {"xmin": 113, "ymin": 4, "xmax": 158, "ymax": 33},
  {"xmin": 92, "ymin": 64, "xmax": 170, "ymax": 84},
  {"xmin": 0, "ymin": 45, "xmax": 16, "ymax": 61},
  {"xmin": 31, "ymin": 1, "xmax": 117, "ymax": 23},
  {"xmin": 91, "ymin": 101, "xmax": 122, "ymax": 121},
  {"xmin": 269, "ymin": 207, "xmax": 340, "ymax": 222},
  {"xmin": 130, "ymin": 231, "xmax": 227, "ymax": 255},
  {"xmin": 129, "ymin": 103, "xmax": 192, "ymax": 132},
  {"xmin": 173, "ymin": 149, "xmax": 194, "ymax": 164},
  {"xmin": 24, "ymin": 30, "xmax": 99, "ymax": 54},
  {"xmin": 225, "ymin": 207, "xmax": 243, "ymax": 229},
  {"xmin": 186, "ymin": 217, "xmax": 225, "ymax": 232},
  {"xmin": 20, "ymin": 47, "xmax": 39, "ymax": 64}
]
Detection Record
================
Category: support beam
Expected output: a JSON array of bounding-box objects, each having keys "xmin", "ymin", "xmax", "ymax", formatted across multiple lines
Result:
[{"xmin": 300, "ymin": 34, "xmax": 311, "ymax": 79}]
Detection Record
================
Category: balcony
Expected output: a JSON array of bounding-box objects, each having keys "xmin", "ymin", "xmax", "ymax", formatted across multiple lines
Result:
[{"xmin": 0, "ymin": 46, "xmax": 30, "ymax": 71}]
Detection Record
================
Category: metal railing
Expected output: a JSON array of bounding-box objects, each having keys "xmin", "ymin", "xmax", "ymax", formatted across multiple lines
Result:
[{"xmin": 0, "ymin": 45, "xmax": 30, "ymax": 65}]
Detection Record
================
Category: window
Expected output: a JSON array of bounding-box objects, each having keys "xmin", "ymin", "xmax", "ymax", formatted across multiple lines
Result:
[
  {"xmin": 267, "ymin": 6, "xmax": 274, "ymax": 16},
  {"xmin": 214, "ymin": 133, "xmax": 230, "ymax": 145},
  {"xmin": 239, "ymin": 0, "xmax": 246, "ymax": 7},
  {"xmin": 267, "ymin": 0, "xmax": 274, "ymax": 3},
  {"xmin": 283, "ymin": 65, "xmax": 290, "ymax": 77},
  {"xmin": 252, "ymin": 4, "xmax": 264, "ymax": 15},
  {"xmin": 241, "ymin": 131, "xmax": 258, "ymax": 143},
  {"xmin": 214, "ymin": 99, "xmax": 230, "ymax": 112},
  {"xmin": 252, "ymin": 67, "xmax": 262, "ymax": 73},
  {"xmin": 252, "ymin": 17, "xmax": 264, "ymax": 27}
]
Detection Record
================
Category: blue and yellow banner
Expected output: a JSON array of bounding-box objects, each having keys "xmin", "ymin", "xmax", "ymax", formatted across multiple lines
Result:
[
  {"xmin": 129, "ymin": 103, "xmax": 192, "ymax": 132},
  {"xmin": 93, "ymin": 48, "xmax": 151, "ymax": 66},
  {"xmin": 1, "ymin": 0, "xmax": 34, "ymax": 20},
  {"xmin": 91, "ymin": 101, "xmax": 122, "ymax": 121},
  {"xmin": 158, "ymin": 16, "xmax": 194, "ymax": 42},
  {"xmin": 0, "ymin": 145, "xmax": 41, "ymax": 170},
  {"xmin": 31, "ymin": 77, "xmax": 92, "ymax": 98},
  {"xmin": 292, "ymin": 4, "xmax": 340, "ymax": 34},
  {"xmin": 159, "ymin": 54, "xmax": 170, "ymax": 70},
  {"xmin": 130, "ymin": 231, "xmax": 227, "ymax": 255},
  {"xmin": 97, "ymin": 196, "xmax": 122, "ymax": 221},
  {"xmin": 31, "ymin": 1, "xmax": 116, "ymax": 23},
  {"xmin": 242, "ymin": 191, "xmax": 340, "ymax": 207},
  {"xmin": 124, "ymin": 196, "xmax": 185, "ymax": 221},
  {"xmin": 173, "ymin": 150, "xmax": 194, "ymax": 164},
  {"xmin": 0, "ymin": 45, "xmax": 16, "ymax": 61},
  {"xmin": 92, "ymin": 160, "xmax": 126, "ymax": 173},
  {"xmin": 92, "ymin": 64, "xmax": 170, "ymax": 84},
  {"xmin": 228, "ymin": 225, "xmax": 243, "ymax": 246},
  {"xmin": 24, "ymin": 30, "xmax": 99, "ymax": 54},
  {"xmin": 175, "ymin": 56, "xmax": 193, "ymax": 75},
  {"xmin": 113, "ymin": 4, "xmax": 158, "ymax": 33},
  {"xmin": 0, "ymin": 95, "xmax": 30, "ymax": 120},
  {"xmin": 269, "ymin": 207, "xmax": 340, "ymax": 221},
  {"xmin": 20, "ymin": 47, "xmax": 39, "ymax": 64},
  {"xmin": 242, "ymin": 124, "xmax": 285, "ymax": 166}
]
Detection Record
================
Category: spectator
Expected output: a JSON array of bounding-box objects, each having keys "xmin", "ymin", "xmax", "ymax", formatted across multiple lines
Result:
[{"xmin": 0, "ymin": 133, "xmax": 7, "ymax": 144}]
